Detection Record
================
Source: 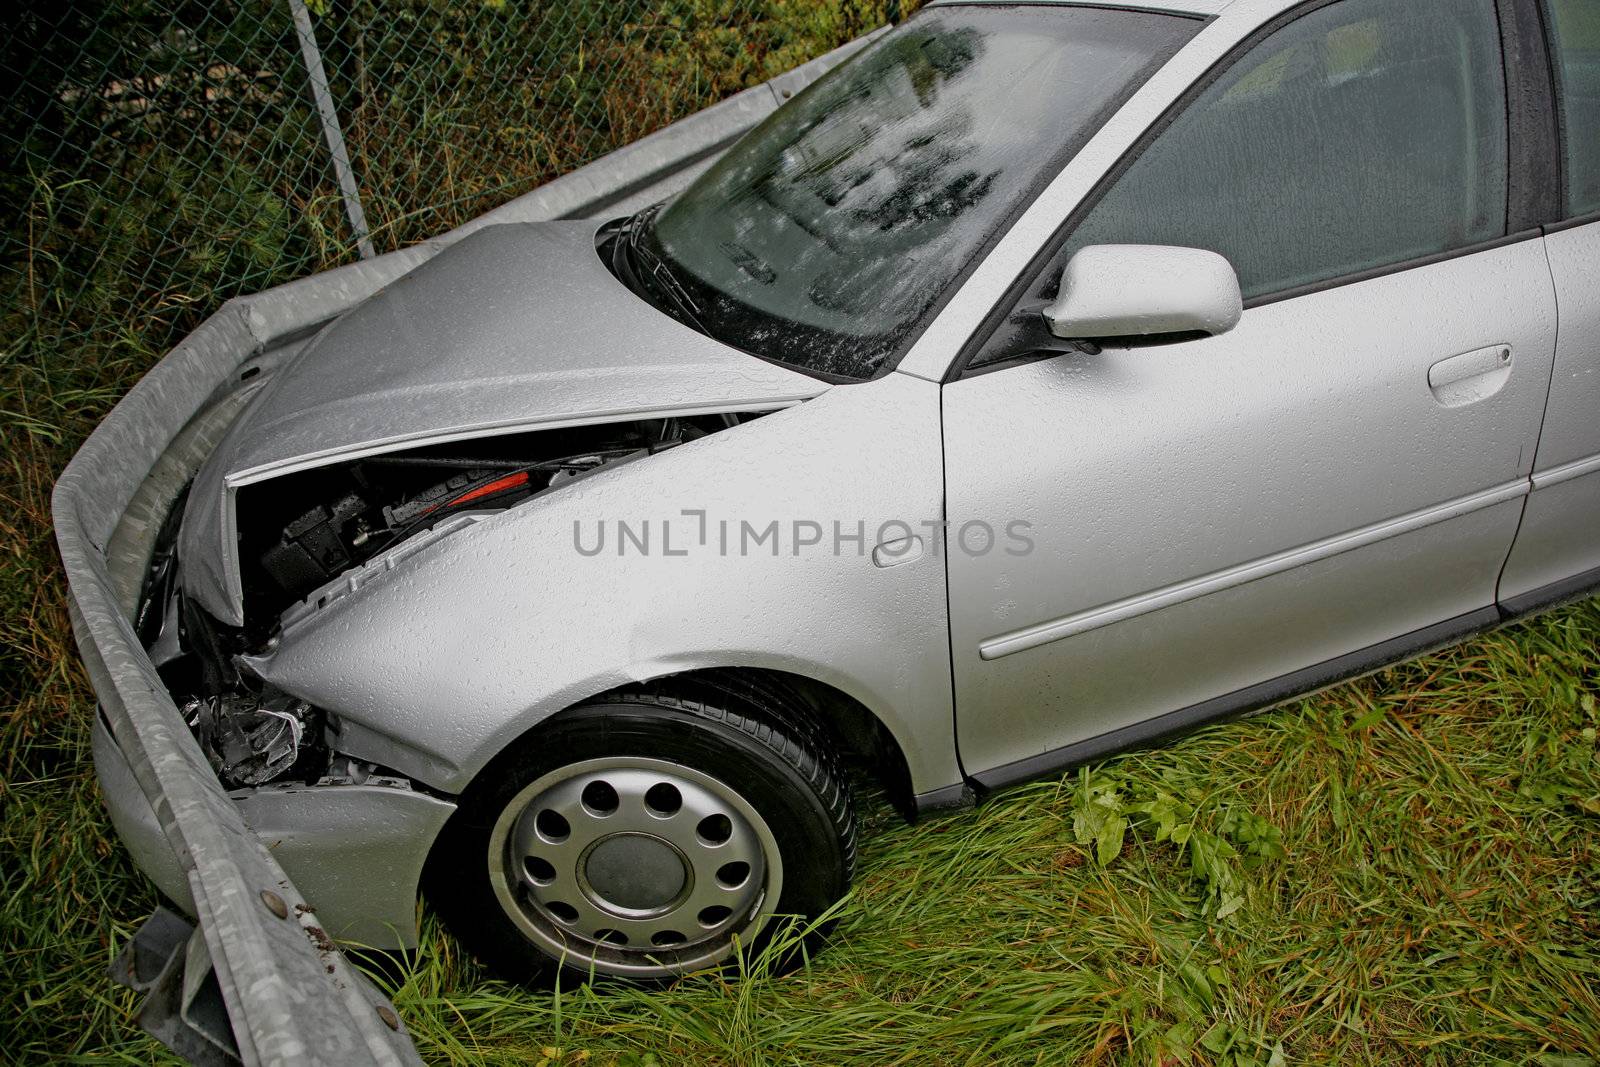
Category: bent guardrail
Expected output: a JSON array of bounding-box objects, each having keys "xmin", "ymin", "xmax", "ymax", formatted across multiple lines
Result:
[{"xmin": 53, "ymin": 32, "xmax": 880, "ymax": 1065}]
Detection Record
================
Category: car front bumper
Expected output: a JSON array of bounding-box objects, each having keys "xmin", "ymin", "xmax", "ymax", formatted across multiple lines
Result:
[
  {"xmin": 92, "ymin": 708, "xmax": 195, "ymax": 913},
  {"xmin": 93, "ymin": 703, "xmax": 456, "ymax": 951}
]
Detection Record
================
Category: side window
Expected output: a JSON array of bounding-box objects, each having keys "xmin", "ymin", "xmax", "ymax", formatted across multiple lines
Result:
[
  {"xmin": 1059, "ymin": 0, "xmax": 1508, "ymax": 301},
  {"xmin": 1546, "ymin": 0, "xmax": 1600, "ymax": 217}
]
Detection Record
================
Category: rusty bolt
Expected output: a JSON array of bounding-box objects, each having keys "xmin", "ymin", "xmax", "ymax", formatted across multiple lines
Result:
[
  {"xmin": 376, "ymin": 1005, "xmax": 401, "ymax": 1031},
  {"xmin": 260, "ymin": 889, "xmax": 288, "ymax": 920}
]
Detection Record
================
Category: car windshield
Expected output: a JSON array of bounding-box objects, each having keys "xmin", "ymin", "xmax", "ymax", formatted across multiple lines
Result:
[{"xmin": 638, "ymin": 4, "xmax": 1199, "ymax": 380}]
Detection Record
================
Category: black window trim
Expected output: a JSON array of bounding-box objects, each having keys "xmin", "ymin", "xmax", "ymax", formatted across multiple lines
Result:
[
  {"xmin": 949, "ymin": 0, "xmax": 1555, "ymax": 383},
  {"xmin": 1545, "ymin": 208, "xmax": 1600, "ymax": 234},
  {"xmin": 1532, "ymin": 0, "xmax": 1600, "ymax": 226},
  {"xmin": 1503, "ymin": 0, "xmax": 1563, "ymax": 229}
]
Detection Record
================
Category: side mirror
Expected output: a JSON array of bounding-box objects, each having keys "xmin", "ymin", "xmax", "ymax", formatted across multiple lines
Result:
[{"xmin": 1042, "ymin": 244, "xmax": 1243, "ymax": 341}]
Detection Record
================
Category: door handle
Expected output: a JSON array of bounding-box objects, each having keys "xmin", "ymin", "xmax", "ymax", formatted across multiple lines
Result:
[
  {"xmin": 1428, "ymin": 344, "xmax": 1512, "ymax": 407},
  {"xmin": 871, "ymin": 535, "xmax": 924, "ymax": 568}
]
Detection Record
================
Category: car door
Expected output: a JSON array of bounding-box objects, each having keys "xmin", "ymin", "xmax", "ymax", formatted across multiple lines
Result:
[
  {"xmin": 939, "ymin": 0, "xmax": 1560, "ymax": 787},
  {"xmin": 1499, "ymin": 0, "xmax": 1600, "ymax": 608}
]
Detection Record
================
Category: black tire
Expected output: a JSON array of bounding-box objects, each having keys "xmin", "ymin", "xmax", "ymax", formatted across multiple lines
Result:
[{"xmin": 424, "ymin": 679, "xmax": 856, "ymax": 986}]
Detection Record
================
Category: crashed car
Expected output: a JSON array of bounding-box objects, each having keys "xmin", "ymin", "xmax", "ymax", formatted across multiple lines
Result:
[{"xmin": 80, "ymin": 0, "xmax": 1600, "ymax": 985}]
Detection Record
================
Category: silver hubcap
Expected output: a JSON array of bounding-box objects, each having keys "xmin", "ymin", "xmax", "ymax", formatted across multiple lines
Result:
[{"xmin": 487, "ymin": 757, "xmax": 782, "ymax": 978}]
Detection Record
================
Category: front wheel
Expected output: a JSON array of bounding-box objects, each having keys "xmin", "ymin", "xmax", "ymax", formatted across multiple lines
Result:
[{"xmin": 426, "ymin": 684, "xmax": 856, "ymax": 985}]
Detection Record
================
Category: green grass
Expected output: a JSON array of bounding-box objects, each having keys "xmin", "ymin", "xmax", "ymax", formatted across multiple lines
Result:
[{"xmin": 4, "ymin": 574, "xmax": 1597, "ymax": 1062}]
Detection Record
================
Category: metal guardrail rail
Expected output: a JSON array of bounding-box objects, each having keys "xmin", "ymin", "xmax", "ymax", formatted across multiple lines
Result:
[{"xmin": 54, "ymin": 32, "xmax": 880, "ymax": 1065}]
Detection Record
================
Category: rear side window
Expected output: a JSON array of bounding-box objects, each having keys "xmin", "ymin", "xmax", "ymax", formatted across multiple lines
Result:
[
  {"xmin": 1546, "ymin": 0, "xmax": 1600, "ymax": 217},
  {"xmin": 1059, "ymin": 0, "xmax": 1508, "ymax": 300}
]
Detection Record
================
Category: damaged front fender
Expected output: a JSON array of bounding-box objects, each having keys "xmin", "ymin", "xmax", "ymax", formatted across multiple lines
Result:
[{"xmin": 242, "ymin": 373, "xmax": 961, "ymax": 801}]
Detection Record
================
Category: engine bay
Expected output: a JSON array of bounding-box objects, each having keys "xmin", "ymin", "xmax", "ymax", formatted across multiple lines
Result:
[{"xmin": 235, "ymin": 414, "xmax": 745, "ymax": 626}]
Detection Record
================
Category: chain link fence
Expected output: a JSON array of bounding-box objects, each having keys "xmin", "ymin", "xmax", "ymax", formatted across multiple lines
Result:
[
  {"xmin": 1, "ymin": 0, "xmax": 898, "ymax": 367},
  {"xmin": 3, "ymin": 6, "xmax": 892, "ymax": 1058}
]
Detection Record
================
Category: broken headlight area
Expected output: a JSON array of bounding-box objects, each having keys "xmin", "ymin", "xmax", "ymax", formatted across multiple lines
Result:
[
  {"xmin": 136, "ymin": 506, "xmax": 340, "ymax": 788},
  {"xmin": 184, "ymin": 690, "xmax": 328, "ymax": 789}
]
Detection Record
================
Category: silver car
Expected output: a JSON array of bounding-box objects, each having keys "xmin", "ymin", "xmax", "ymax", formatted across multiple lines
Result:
[{"xmin": 77, "ymin": 0, "xmax": 1600, "ymax": 986}]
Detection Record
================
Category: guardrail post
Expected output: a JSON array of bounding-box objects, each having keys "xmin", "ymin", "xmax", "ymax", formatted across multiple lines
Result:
[{"xmin": 287, "ymin": 0, "xmax": 376, "ymax": 259}]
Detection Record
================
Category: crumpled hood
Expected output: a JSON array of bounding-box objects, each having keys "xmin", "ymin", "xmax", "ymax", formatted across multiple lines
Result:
[{"xmin": 180, "ymin": 219, "xmax": 826, "ymax": 626}]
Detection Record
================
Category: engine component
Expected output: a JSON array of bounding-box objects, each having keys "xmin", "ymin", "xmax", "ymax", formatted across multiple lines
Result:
[
  {"xmin": 186, "ymin": 691, "xmax": 325, "ymax": 788},
  {"xmin": 383, "ymin": 468, "xmax": 532, "ymax": 528},
  {"xmin": 259, "ymin": 493, "xmax": 368, "ymax": 598}
]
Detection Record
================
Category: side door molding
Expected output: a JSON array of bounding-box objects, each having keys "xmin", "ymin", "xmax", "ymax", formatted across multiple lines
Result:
[
  {"xmin": 973, "ymin": 547, "xmax": 1600, "ymax": 796},
  {"xmin": 971, "ymin": 605, "xmax": 1505, "ymax": 791},
  {"xmin": 1531, "ymin": 450, "xmax": 1600, "ymax": 490},
  {"xmin": 981, "ymin": 476, "xmax": 1531, "ymax": 660}
]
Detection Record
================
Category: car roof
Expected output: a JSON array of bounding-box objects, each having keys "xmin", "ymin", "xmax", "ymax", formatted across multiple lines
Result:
[{"xmin": 923, "ymin": 0, "xmax": 1238, "ymax": 18}]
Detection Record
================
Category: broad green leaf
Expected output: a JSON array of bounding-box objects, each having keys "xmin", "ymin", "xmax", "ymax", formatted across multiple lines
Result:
[
  {"xmin": 1199, "ymin": 1021, "xmax": 1233, "ymax": 1054},
  {"xmin": 1096, "ymin": 813, "xmax": 1126, "ymax": 865}
]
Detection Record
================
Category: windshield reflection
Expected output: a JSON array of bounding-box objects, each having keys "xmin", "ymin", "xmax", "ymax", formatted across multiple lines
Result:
[{"xmin": 644, "ymin": 7, "xmax": 1199, "ymax": 379}]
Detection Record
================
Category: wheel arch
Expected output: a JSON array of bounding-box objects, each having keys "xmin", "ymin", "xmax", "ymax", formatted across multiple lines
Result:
[{"xmin": 474, "ymin": 665, "xmax": 924, "ymax": 821}]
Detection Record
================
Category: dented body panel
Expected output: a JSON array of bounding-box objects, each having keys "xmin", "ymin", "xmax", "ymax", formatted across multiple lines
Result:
[
  {"xmin": 241, "ymin": 372, "xmax": 957, "ymax": 796},
  {"xmin": 180, "ymin": 219, "xmax": 825, "ymax": 626}
]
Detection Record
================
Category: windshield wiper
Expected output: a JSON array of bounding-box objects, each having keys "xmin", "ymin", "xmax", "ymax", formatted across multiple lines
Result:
[
  {"xmin": 602, "ymin": 207, "xmax": 872, "ymax": 385},
  {"xmin": 615, "ymin": 206, "xmax": 708, "ymax": 332}
]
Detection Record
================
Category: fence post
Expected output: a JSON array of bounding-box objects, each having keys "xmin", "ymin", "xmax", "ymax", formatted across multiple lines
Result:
[{"xmin": 287, "ymin": 0, "xmax": 376, "ymax": 259}]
